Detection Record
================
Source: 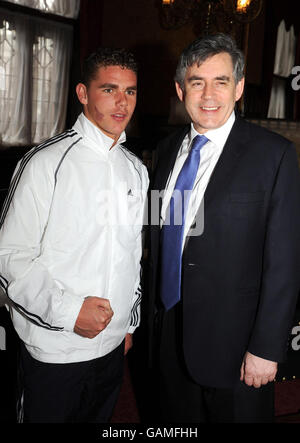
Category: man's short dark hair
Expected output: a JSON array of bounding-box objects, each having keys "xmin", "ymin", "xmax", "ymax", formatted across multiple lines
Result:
[
  {"xmin": 175, "ymin": 33, "xmax": 245, "ymax": 89},
  {"xmin": 82, "ymin": 47, "xmax": 138, "ymax": 86}
]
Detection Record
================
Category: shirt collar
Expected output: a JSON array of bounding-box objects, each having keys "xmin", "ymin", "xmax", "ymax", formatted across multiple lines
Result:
[
  {"xmin": 73, "ymin": 113, "xmax": 127, "ymax": 152},
  {"xmin": 189, "ymin": 111, "xmax": 235, "ymax": 150}
]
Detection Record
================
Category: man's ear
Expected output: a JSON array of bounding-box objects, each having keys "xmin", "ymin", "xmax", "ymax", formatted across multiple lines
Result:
[
  {"xmin": 76, "ymin": 83, "xmax": 88, "ymax": 105},
  {"xmin": 175, "ymin": 81, "xmax": 184, "ymax": 102},
  {"xmin": 235, "ymin": 77, "xmax": 245, "ymax": 102}
]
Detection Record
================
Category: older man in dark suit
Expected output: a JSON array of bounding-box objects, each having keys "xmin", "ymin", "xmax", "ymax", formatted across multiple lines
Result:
[{"xmin": 148, "ymin": 33, "xmax": 300, "ymax": 423}]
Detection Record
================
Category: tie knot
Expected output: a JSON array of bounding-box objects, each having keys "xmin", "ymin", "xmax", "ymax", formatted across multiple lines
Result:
[{"xmin": 191, "ymin": 135, "xmax": 208, "ymax": 152}]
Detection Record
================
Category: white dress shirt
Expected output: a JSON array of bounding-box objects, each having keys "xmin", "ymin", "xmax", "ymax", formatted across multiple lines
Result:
[{"xmin": 161, "ymin": 112, "xmax": 235, "ymax": 244}]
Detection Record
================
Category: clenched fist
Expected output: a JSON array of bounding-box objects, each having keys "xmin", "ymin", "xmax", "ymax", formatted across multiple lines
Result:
[{"xmin": 74, "ymin": 296, "xmax": 114, "ymax": 339}]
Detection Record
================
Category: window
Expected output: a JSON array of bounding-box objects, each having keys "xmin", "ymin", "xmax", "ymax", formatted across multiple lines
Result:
[
  {"xmin": 0, "ymin": 1, "xmax": 79, "ymax": 147},
  {"xmin": 32, "ymin": 35, "xmax": 55, "ymax": 142},
  {"xmin": 5, "ymin": 0, "xmax": 79, "ymax": 19},
  {"xmin": 0, "ymin": 20, "xmax": 16, "ymax": 146}
]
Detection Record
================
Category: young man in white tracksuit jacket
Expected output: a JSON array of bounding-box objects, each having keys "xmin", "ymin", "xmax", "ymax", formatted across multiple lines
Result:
[{"xmin": 0, "ymin": 47, "xmax": 149, "ymax": 423}]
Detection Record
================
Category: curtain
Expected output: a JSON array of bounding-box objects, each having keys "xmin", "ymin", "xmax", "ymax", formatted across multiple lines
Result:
[
  {"xmin": 262, "ymin": 0, "xmax": 300, "ymax": 119},
  {"xmin": 31, "ymin": 20, "xmax": 72, "ymax": 143},
  {"xmin": 0, "ymin": 14, "xmax": 31, "ymax": 145},
  {"xmin": 273, "ymin": 20, "xmax": 296, "ymax": 78},
  {"xmin": 267, "ymin": 78, "xmax": 286, "ymax": 119},
  {"xmin": 267, "ymin": 20, "xmax": 296, "ymax": 119},
  {"xmin": 4, "ymin": 0, "xmax": 80, "ymax": 19},
  {"xmin": 0, "ymin": 8, "xmax": 73, "ymax": 146}
]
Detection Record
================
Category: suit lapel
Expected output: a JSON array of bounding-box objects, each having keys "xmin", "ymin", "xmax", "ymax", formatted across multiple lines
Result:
[
  {"xmin": 155, "ymin": 126, "xmax": 189, "ymax": 192},
  {"xmin": 204, "ymin": 116, "xmax": 250, "ymax": 207}
]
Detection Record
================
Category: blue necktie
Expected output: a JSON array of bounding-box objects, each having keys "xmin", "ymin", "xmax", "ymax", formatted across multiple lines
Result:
[{"xmin": 160, "ymin": 135, "xmax": 208, "ymax": 311}]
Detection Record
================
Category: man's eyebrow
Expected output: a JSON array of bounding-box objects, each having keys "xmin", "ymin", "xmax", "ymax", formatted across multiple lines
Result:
[
  {"xmin": 99, "ymin": 83, "xmax": 118, "ymax": 89},
  {"xmin": 187, "ymin": 75, "xmax": 230, "ymax": 82},
  {"xmin": 215, "ymin": 75, "xmax": 230, "ymax": 81},
  {"xmin": 99, "ymin": 83, "xmax": 137, "ymax": 90},
  {"xmin": 187, "ymin": 75, "xmax": 203, "ymax": 83}
]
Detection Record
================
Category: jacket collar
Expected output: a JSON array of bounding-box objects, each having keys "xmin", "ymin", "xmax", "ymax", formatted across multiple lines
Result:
[{"xmin": 73, "ymin": 113, "xmax": 126, "ymax": 156}]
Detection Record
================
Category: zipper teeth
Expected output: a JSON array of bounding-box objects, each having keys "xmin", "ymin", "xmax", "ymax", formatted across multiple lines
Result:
[
  {"xmin": 104, "ymin": 158, "xmax": 113, "ymax": 318},
  {"xmin": 97, "ymin": 159, "xmax": 113, "ymax": 353}
]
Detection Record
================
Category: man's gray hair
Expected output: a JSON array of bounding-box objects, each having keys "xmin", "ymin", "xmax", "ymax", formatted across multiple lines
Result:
[{"xmin": 175, "ymin": 33, "xmax": 245, "ymax": 88}]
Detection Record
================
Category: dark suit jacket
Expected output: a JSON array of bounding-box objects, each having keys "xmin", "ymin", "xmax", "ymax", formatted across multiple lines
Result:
[{"xmin": 149, "ymin": 115, "xmax": 300, "ymax": 389}]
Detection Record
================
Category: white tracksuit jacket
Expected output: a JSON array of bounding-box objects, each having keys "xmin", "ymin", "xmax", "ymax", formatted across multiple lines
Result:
[{"xmin": 0, "ymin": 113, "xmax": 149, "ymax": 363}]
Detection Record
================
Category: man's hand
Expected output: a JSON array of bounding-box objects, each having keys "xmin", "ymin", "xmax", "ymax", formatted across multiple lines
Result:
[
  {"xmin": 240, "ymin": 351, "xmax": 277, "ymax": 388},
  {"xmin": 74, "ymin": 297, "xmax": 113, "ymax": 339},
  {"xmin": 124, "ymin": 333, "xmax": 133, "ymax": 355}
]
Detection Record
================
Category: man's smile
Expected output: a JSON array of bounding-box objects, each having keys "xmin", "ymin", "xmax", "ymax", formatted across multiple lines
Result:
[{"xmin": 200, "ymin": 106, "xmax": 220, "ymax": 111}]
